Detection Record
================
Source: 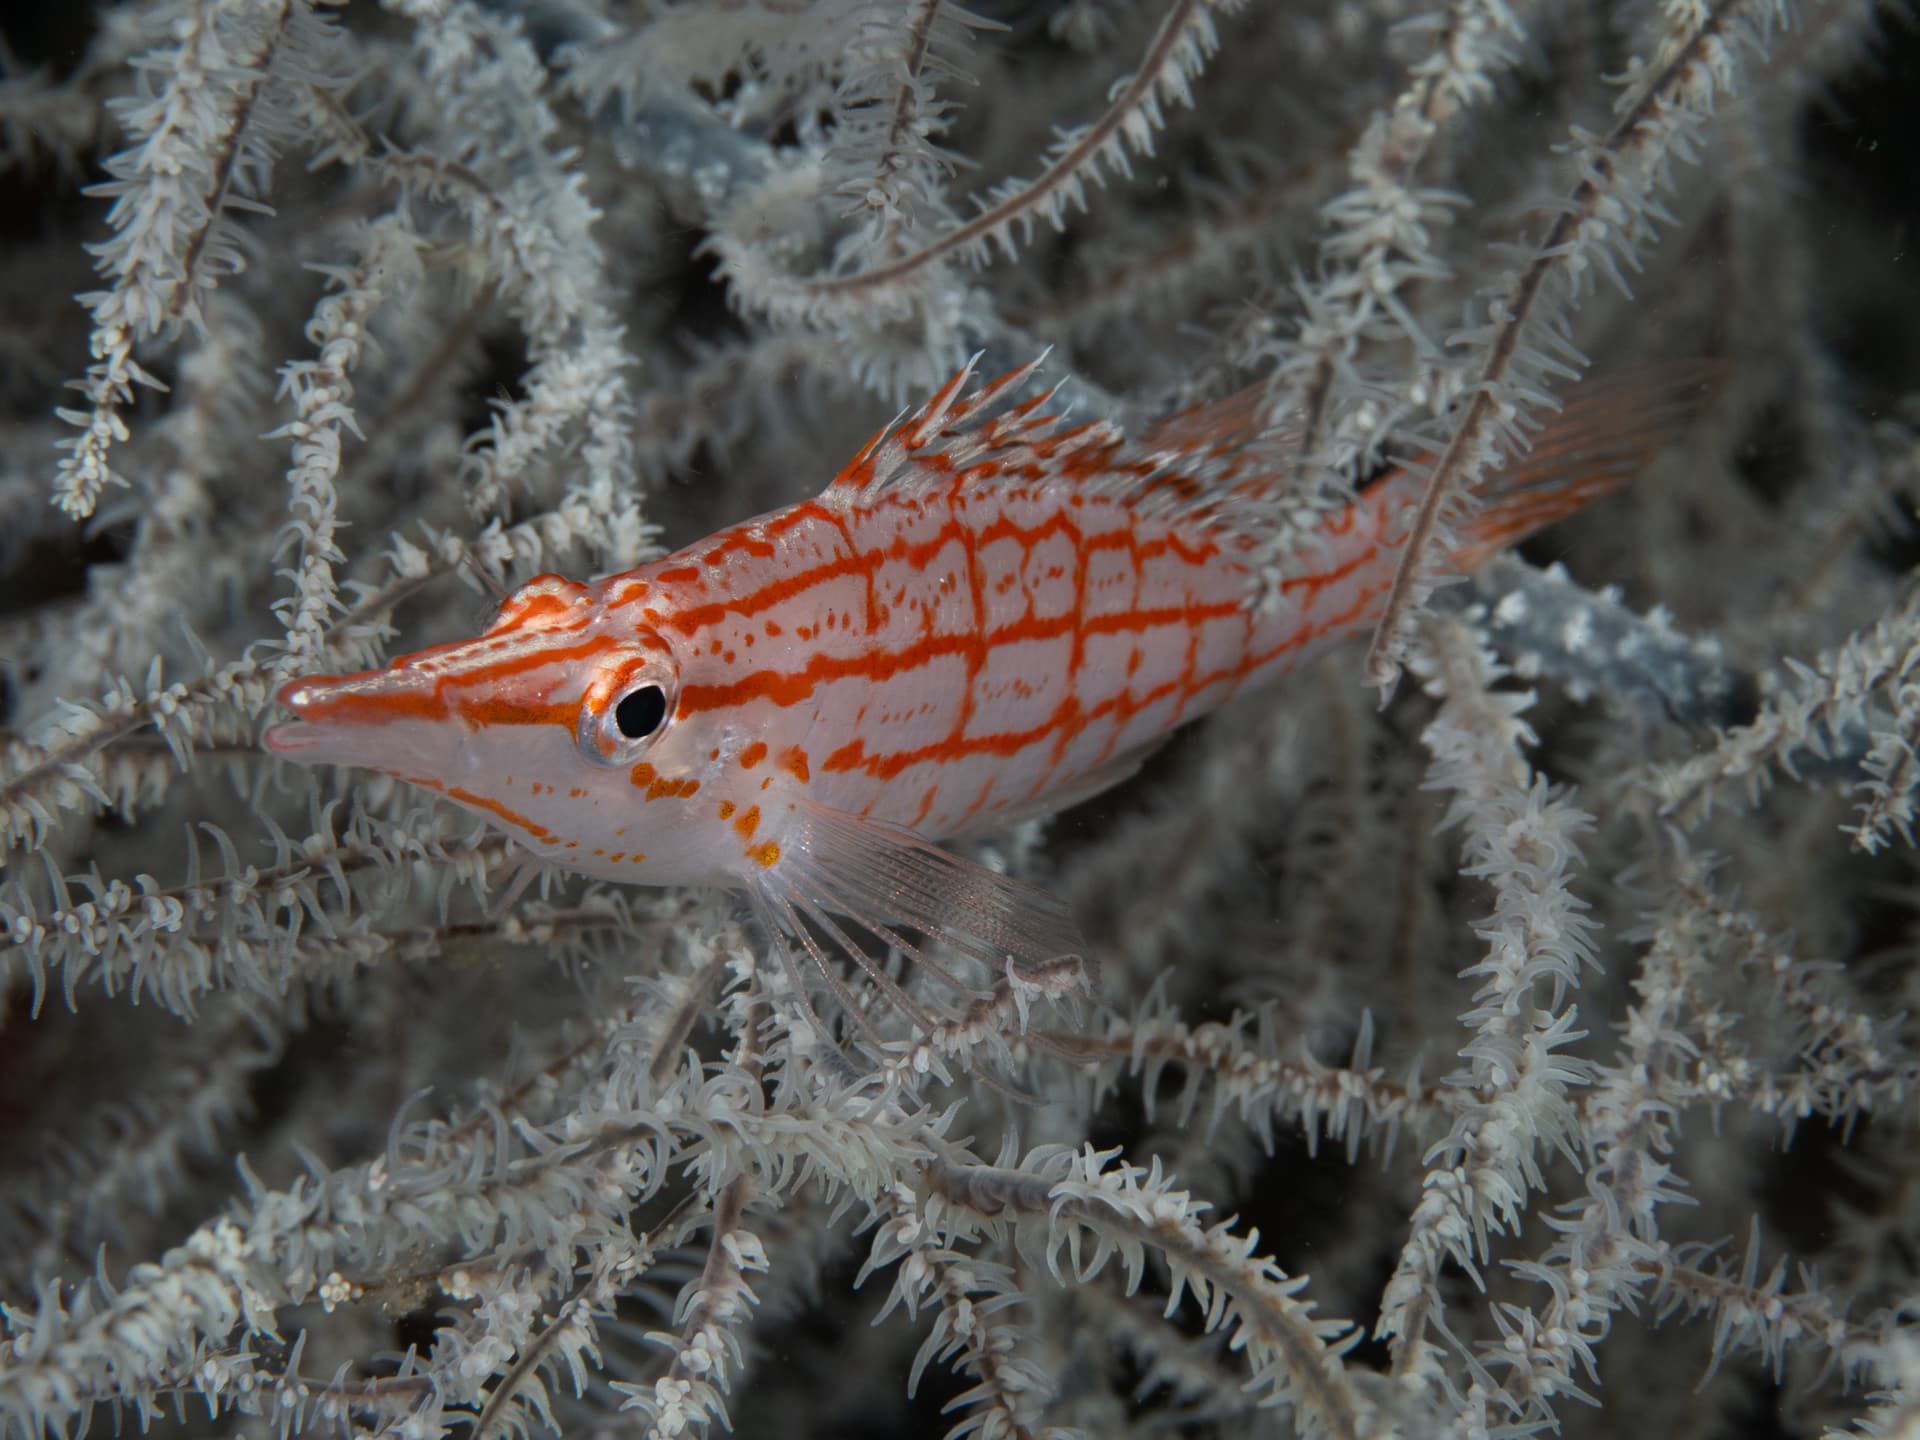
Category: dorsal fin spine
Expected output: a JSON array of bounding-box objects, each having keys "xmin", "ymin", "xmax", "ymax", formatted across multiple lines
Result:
[{"xmin": 822, "ymin": 355, "xmax": 1294, "ymax": 552}]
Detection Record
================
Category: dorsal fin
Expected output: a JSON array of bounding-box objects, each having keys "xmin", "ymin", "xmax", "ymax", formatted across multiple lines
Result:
[
  {"xmin": 1136, "ymin": 381, "xmax": 1292, "ymax": 458},
  {"xmin": 821, "ymin": 355, "xmax": 1306, "ymax": 550},
  {"xmin": 825, "ymin": 354, "xmax": 1122, "ymax": 505},
  {"xmin": 821, "ymin": 357, "xmax": 1723, "ymax": 567}
]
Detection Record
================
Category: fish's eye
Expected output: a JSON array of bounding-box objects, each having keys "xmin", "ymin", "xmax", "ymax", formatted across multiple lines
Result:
[
  {"xmin": 578, "ymin": 662, "xmax": 676, "ymax": 766},
  {"xmin": 614, "ymin": 684, "xmax": 667, "ymax": 740}
]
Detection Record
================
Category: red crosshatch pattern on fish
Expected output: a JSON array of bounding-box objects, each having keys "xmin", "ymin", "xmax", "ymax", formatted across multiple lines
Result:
[{"xmin": 266, "ymin": 356, "xmax": 1721, "ymax": 1018}]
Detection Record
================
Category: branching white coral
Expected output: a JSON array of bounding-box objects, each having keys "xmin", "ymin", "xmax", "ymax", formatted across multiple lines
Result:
[{"xmin": 2, "ymin": 0, "xmax": 1916, "ymax": 1437}]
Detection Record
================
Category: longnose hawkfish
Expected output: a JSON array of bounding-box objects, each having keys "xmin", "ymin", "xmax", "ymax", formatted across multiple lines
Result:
[{"xmin": 267, "ymin": 357, "xmax": 1718, "ymax": 1026}]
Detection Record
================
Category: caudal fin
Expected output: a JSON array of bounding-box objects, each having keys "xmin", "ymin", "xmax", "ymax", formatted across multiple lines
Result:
[{"xmin": 1451, "ymin": 360, "xmax": 1730, "ymax": 572}]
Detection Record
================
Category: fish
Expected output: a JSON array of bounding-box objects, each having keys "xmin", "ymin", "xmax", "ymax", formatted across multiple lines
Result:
[{"xmin": 265, "ymin": 356, "xmax": 1720, "ymax": 1027}]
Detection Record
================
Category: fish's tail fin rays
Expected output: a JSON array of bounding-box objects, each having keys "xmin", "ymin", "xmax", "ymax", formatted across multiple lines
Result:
[
  {"xmin": 748, "ymin": 797, "xmax": 1093, "ymax": 1055},
  {"xmin": 1451, "ymin": 359, "xmax": 1732, "ymax": 572}
]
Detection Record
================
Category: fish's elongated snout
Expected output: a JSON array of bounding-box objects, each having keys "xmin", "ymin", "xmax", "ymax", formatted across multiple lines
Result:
[
  {"xmin": 261, "ymin": 668, "xmax": 451, "ymax": 774},
  {"xmin": 271, "ymin": 668, "xmax": 442, "ymax": 724},
  {"xmin": 274, "ymin": 675, "xmax": 329, "ymax": 715},
  {"xmin": 262, "ymin": 677, "xmax": 334, "ymax": 750},
  {"xmin": 263, "ymin": 675, "xmax": 348, "ymax": 758},
  {"xmin": 260, "ymin": 719, "xmax": 318, "ymax": 756}
]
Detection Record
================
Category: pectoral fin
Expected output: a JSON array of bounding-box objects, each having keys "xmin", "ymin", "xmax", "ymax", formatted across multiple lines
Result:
[{"xmin": 749, "ymin": 798, "xmax": 1092, "ymax": 1037}]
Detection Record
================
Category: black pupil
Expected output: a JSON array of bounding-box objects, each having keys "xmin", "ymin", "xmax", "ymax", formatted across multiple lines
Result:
[{"xmin": 613, "ymin": 685, "xmax": 667, "ymax": 740}]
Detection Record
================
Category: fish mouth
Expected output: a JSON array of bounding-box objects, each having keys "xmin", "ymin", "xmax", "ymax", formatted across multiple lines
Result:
[
  {"xmin": 263, "ymin": 675, "xmax": 343, "ymax": 760},
  {"xmin": 264, "ymin": 676, "xmax": 339, "ymax": 757},
  {"xmin": 260, "ymin": 718, "xmax": 328, "ymax": 756},
  {"xmin": 261, "ymin": 715, "xmax": 411, "ymax": 772},
  {"xmin": 262, "ymin": 670, "xmax": 448, "ymax": 774}
]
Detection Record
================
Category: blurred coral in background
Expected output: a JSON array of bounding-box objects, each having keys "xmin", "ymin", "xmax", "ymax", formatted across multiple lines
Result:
[{"xmin": 2, "ymin": 0, "xmax": 1920, "ymax": 1435}]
